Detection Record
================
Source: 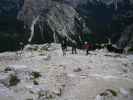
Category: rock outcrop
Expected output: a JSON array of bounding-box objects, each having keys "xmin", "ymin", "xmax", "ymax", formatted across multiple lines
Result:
[{"xmin": 117, "ymin": 24, "xmax": 133, "ymax": 48}]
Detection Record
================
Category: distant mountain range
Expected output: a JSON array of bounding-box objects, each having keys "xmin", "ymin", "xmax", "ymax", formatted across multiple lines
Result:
[{"xmin": 0, "ymin": 0, "xmax": 133, "ymax": 51}]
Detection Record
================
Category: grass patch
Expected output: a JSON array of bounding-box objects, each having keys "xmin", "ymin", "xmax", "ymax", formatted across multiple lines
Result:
[
  {"xmin": 100, "ymin": 89, "xmax": 118, "ymax": 97},
  {"xmin": 106, "ymin": 89, "xmax": 118, "ymax": 96}
]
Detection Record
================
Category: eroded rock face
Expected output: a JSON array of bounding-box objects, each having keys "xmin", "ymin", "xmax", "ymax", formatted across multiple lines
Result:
[{"xmin": 18, "ymin": 1, "xmax": 90, "ymax": 44}]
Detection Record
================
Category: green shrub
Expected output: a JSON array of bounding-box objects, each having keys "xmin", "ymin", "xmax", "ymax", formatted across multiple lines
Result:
[
  {"xmin": 128, "ymin": 47, "xmax": 133, "ymax": 52},
  {"xmin": 31, "ymin": 71, "xmax": 41, "ymax": 79},
  {"xmin": 9, "ymin": 74, "xmax": 20, "ymax": 86}
]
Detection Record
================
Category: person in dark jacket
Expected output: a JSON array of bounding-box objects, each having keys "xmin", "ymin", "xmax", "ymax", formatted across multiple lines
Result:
[
  {"xmin": 61, "ymin": 37, "xmax": 67, "ymax": 56},
  {"xmin": 71, "ymin": 40, "xmax": 77, "ymax": 54}
]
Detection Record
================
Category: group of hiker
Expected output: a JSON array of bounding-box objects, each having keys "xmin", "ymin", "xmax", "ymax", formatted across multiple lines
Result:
[{"xmin": 61, "ymin": 37, "xmax": 93, "ymax": 56}]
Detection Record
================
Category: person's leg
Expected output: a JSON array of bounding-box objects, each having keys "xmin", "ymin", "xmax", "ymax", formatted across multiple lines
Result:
[
  {"xmin": 64, "ymin": 50, "xmax": 66, "ymax": 56},
  {"xmin": 20, "ymin": 48, "xmax": 24, "ymax": 56},
  {"xmin": 65, "ymin": 46, "xmax": 67, "ymax": 51},
  {"xmin": 63, "ymin": 50, "xmax": 65, "ymax": 56},
  {"xmin": 75, "ymin": 48, "xmax": 77, "ymax": 54},
  {"xmin": 86, "ymin": 49, "xmax": 89, "ymax": 55},
  {"xmin": 72, "ymin": 47, "xmax": 74, "ymax": 54},
  {"xmin": 62, "ymin": 47, "xmax": 64, "ymax": 56}
]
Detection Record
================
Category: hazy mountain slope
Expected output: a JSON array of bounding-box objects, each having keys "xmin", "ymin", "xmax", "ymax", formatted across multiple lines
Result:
[
  {"xmin": 0, "ymin": 0, "xmax": 133, "ymax": 51},
  {"xmin": 118, "ymin": 24, "xmax": 133, "ymax": 48},
  {"xmin": 0, "ymin": 0, "xmax": 23, "ymax": 17}
]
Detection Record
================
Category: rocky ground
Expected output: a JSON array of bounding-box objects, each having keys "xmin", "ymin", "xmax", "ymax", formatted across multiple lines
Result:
[{"xmin": 0, "ymin": 43, "xmax": 133, "ymax": 100}]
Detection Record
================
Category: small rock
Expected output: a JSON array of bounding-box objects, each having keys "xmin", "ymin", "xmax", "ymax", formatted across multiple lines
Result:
[
  {"xmin": 0, "ymin": 86, "xmax": 15, "ymax": 100},
  {"xmin": 80, "ymin": 75, "xmax": 88, "ymax": 79},
  {"xmin": 0, "ymin": 73, "xmax": 10, "ymax": 86},
  {"xmin": 73, "ymin": 68, "xmax": 82, "ymax": 72},
  {"xmin": 67, "ymin": 73, "xmax": 76, "ymax": 78},
  {"xmin": 95, "ymin": 89, "xmax": 117, "ymax": 100},
  {"xmin": 33, "ymin": 80, "xmax": 39, "ymax": 85},
  {"xmin": 4, "ymin": 67, "xmax": 12, "ymax": 72},
  {"xmin": 120, "ymin": 88, "xmax": 130, "ymax": 97},
  {"xmin": 8, "ymin": 65, "xmax": 28, "ymax": 72},
  {"xmin": 52, "ymin": 88, "xmax": 62, "ymax": 96},
  {"xmin": 26, "ymin": 98, "xmax": 33, "ymax": 100}
]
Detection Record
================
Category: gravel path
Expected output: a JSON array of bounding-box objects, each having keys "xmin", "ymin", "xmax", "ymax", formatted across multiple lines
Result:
[{"xmin": 0, "ymin": 44, "xmax": 133, "ymax": 100}]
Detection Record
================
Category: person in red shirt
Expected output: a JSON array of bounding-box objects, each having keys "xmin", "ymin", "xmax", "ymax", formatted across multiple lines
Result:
[{"xmin": 83, "ymin": 41, "xmax": 92, "ymax": 55}]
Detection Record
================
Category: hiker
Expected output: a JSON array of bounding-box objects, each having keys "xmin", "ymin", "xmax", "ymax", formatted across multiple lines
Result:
[
  {"xmin": 72, "ymin": 40, "xmax": 77, "ymax": 54},
  {"xmin": 16, "ymin": 42, "xmax": 24, "ymax": 56},
  {"xmin": 83, "ymin": 41, "xmax": 91, "ymax": 55},
  {"xmin": 61, "ymin": 37, "xmax": 67, "ymax": 56}
]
